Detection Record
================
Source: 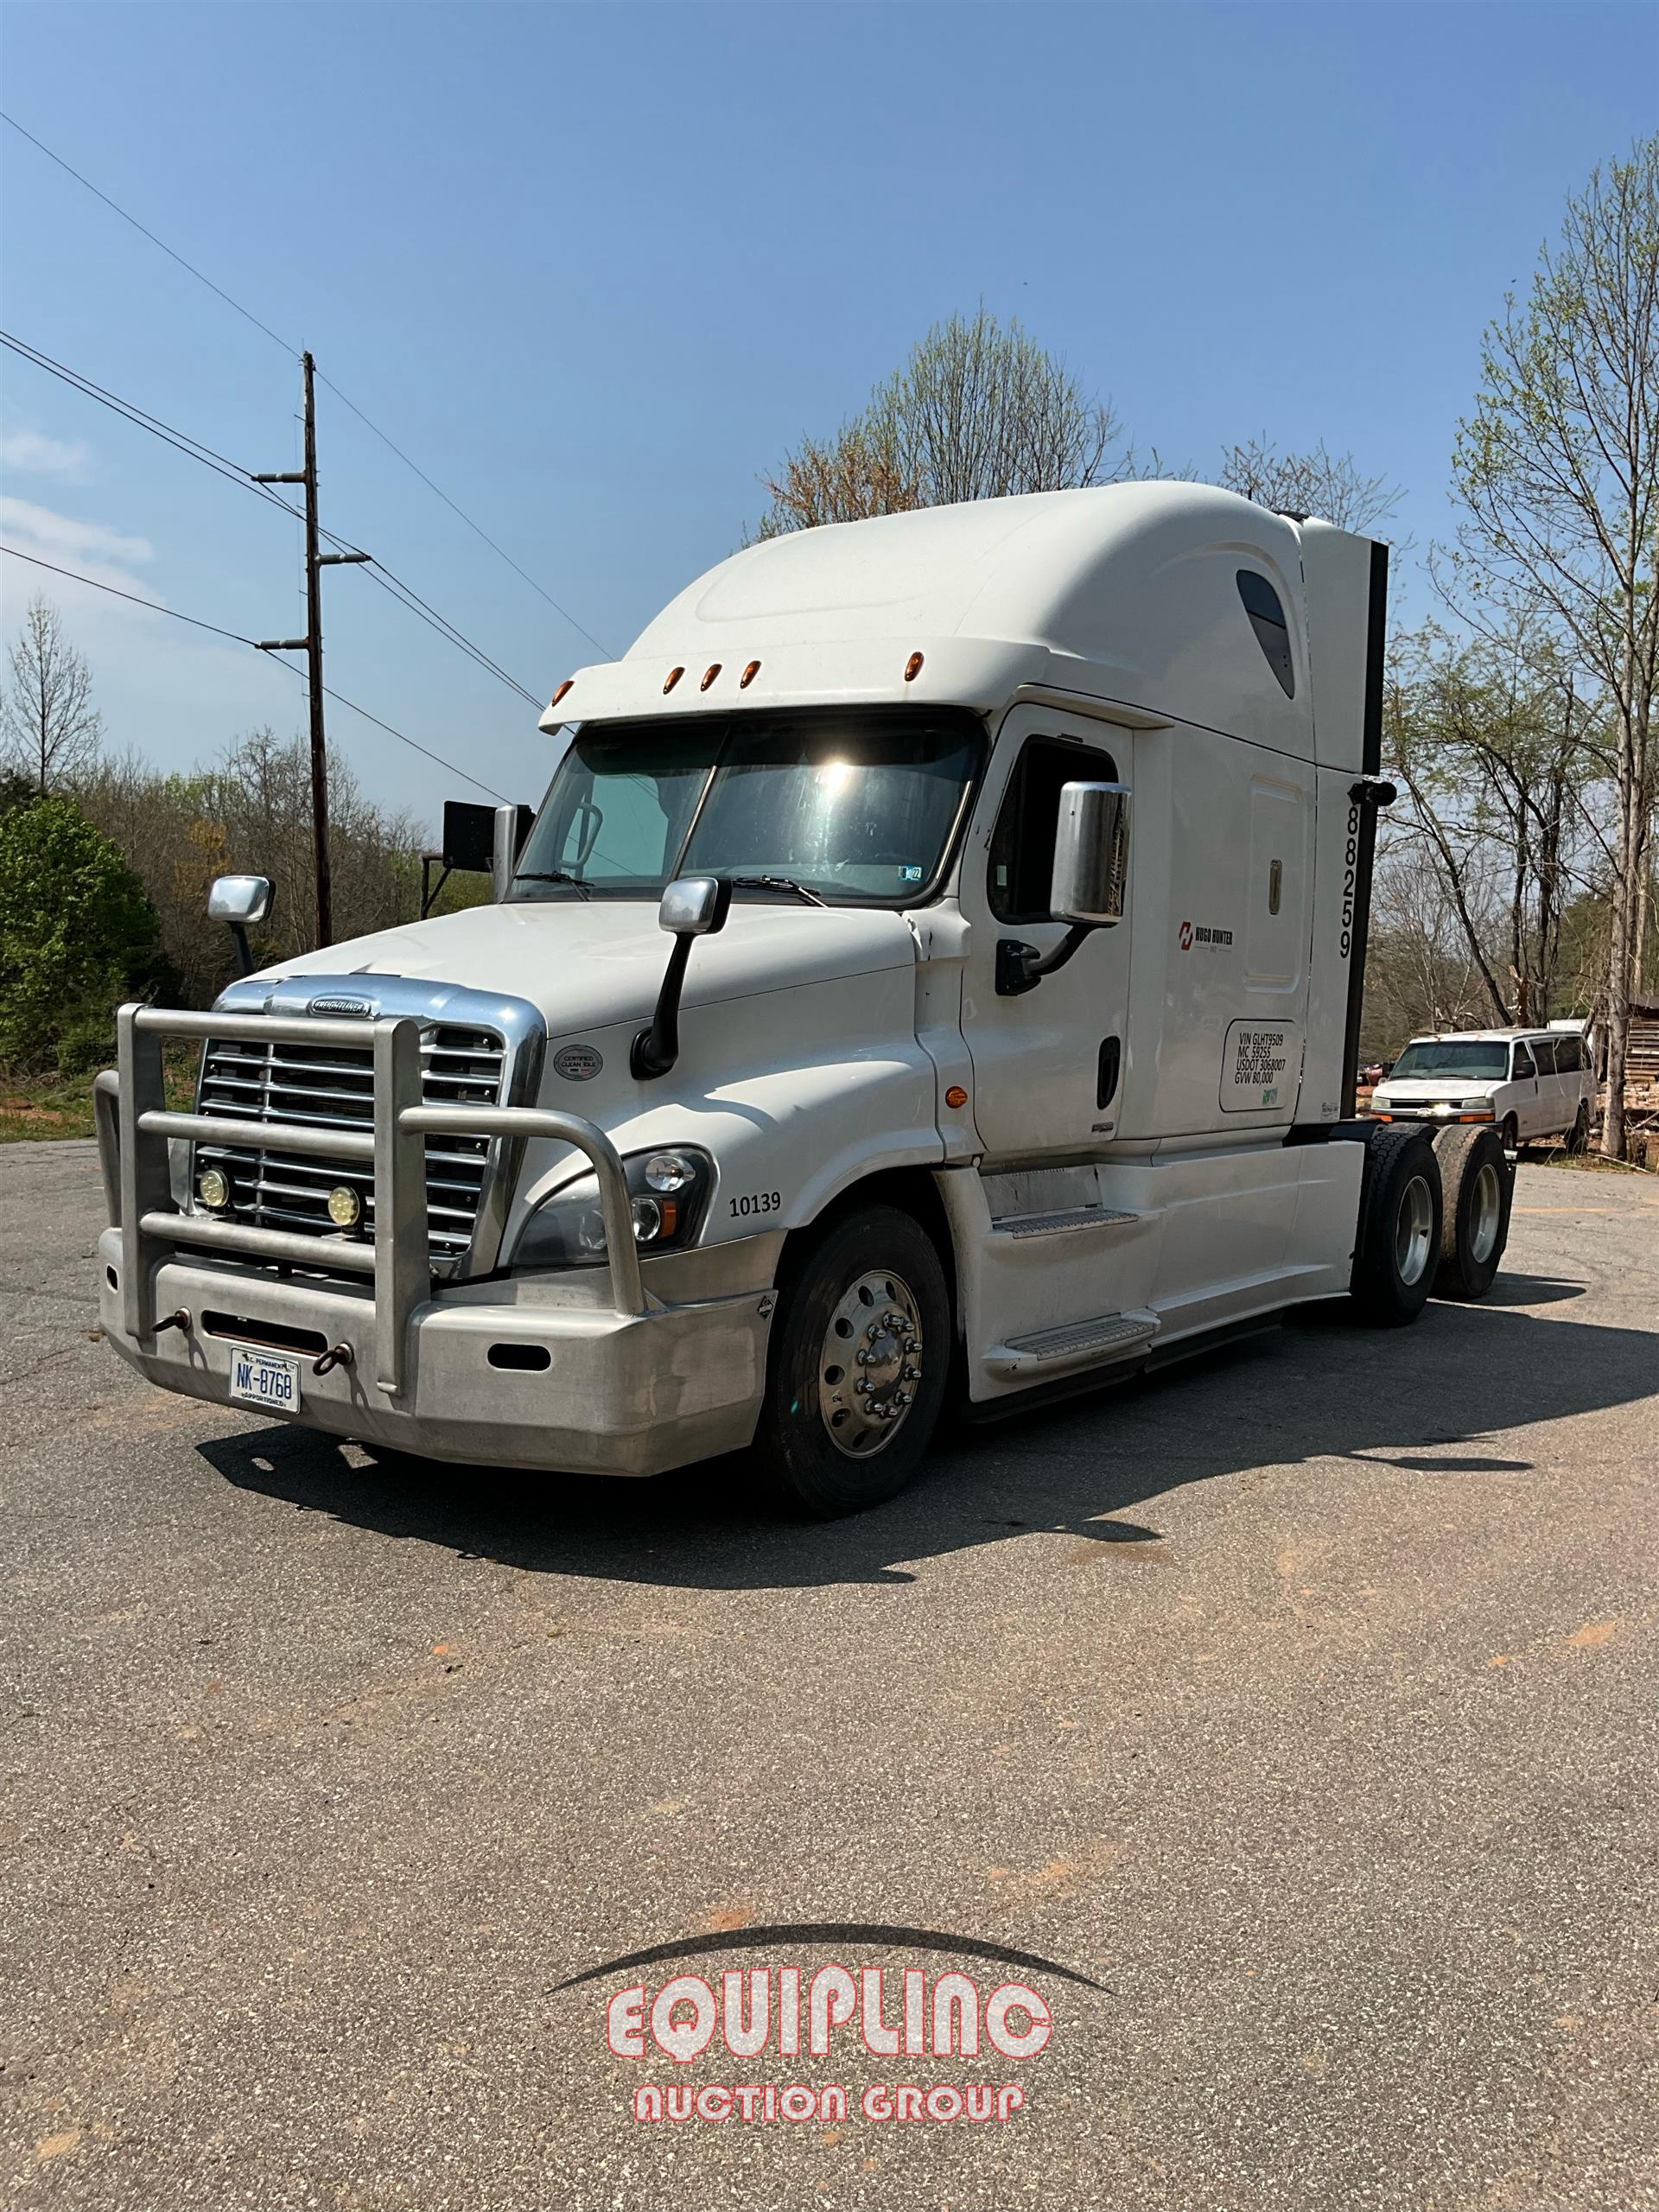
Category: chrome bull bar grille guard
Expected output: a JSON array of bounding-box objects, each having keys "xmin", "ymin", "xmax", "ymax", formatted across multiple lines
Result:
[{"xmin": 100, "ymin": 1002, "xmax": 645, "ymax": 1395}]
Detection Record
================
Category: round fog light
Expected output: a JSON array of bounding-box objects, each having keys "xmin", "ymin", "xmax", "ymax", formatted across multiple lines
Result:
[
  {"xmin": 327, "ymin": 1184, "xmax": 363, "ymax": 1229},
  {"xmin": 198, "ymin": 1166, "xmax": 230, "ymax": 1210}
]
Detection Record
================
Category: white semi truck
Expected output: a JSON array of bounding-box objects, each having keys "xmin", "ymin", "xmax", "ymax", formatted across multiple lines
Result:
[{"xmin": 95, "ymin": 482, "xmax": 1514, "ymax": 1516}]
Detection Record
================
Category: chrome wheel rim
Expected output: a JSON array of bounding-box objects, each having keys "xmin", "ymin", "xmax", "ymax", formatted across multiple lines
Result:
[
  {"xmin": 817, "ymin": 1268, "xmax": 923, "ymax": 1458},
  {"xmin": 1395, "ymin": 1173, "xmax": 1433, "ymax": 1287},
  {"xmin": 1469, "ymin": 1161, "xmax": 1502, "ymax": 1263}
]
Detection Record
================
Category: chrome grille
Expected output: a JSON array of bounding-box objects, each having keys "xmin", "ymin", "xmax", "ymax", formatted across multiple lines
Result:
[{"xmin": 194, "ymin": 1022, "xmax": 507, "ymax": 1268}]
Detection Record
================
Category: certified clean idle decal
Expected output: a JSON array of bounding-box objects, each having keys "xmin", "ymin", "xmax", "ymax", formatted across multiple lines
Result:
[
  {"xmin": 553, "ymin": 1044, "xmax": 603, "ymax": 1082},
  {"xmin": 553, "ymin": 1919, "xmax": 1109, "ymax": 2130}
]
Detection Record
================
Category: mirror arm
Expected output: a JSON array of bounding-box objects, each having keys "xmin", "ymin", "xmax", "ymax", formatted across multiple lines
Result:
[
  {"xmin": 632, "ymin": 932, "xmax": 697, "ymax": 1079},
  {"xmin": 228, "ymin": 920, "xmax": 255, "ymax": 976},
  {"xmin": 995, "ymin": 923, "xmax": 1092, "ymax": 998}
]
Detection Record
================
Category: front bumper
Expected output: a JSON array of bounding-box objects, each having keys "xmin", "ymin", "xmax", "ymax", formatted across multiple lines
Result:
[
  {"xmin": 96, "ymin": 1233, "xmax": 771, "ymax": 1476},
  {"xmin": 95, "ymin": 1001, "xmax": 773, "ymax": 1478}
]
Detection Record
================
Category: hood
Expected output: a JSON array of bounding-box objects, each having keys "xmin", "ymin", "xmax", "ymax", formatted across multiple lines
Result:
[{"xmin": 244, "ymin": 898, "xmax": 918, "ymax": 1035}]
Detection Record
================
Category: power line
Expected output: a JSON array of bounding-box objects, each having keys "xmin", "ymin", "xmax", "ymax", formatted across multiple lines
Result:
[
  {"xmin": 313, "ymin": 371, "xmax": 613, "ymax": 656},
  {"xmin": 0, "ymin": 544, "xmax": 510, "ymax": 799},
  {"xmin": 0, "ymin": 110, "xmax": 294, "ymax": 355},
  {"xmin": 1, "ymin": 109, "xmax": 613, "ymax": 658},
  {"xmin": 0, "ymin": 327, "xmax": 545, "ymax": 707}
]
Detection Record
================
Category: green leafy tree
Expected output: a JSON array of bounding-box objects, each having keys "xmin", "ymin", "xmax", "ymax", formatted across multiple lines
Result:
[
  {"xmin": 1450, "ymin": 137, "xmax": 1659, "ymax": 1154},
  {"xmin": 0, "ymin": 791, "xmax": 162, "ymax": 1071}
]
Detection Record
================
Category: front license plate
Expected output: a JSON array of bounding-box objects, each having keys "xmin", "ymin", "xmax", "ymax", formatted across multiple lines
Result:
[{"xmin": 229, "ymin": 1344, "xmax": 302, "ymax": 1412}]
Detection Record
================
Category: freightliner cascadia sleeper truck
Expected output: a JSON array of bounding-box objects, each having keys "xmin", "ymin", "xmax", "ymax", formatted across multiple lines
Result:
[{"xmin": 95, "ymin": 483, "xmax": 1514, "ymax": 1516}]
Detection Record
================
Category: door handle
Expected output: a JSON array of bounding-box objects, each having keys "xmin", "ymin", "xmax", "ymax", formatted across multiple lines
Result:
[{"xmin": 1097, "ymin": 1035, "xmax": 1122, "ymax": 1110}]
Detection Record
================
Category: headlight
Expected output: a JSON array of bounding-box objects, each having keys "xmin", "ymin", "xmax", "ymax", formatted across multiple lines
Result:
[
  {"xmin": 1460, "ymin": 1096, "xmax": 1492, "ymax": 1112},
  {"xmin": 509, "ymin": 1146, "xmax": 713, "ymax": 1271}
]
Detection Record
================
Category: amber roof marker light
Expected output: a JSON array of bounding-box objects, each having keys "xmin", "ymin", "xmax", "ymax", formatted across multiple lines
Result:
[
  {"xmin": 664, "ymin": 665, "xmax": 684, "ymax": 695},
  {"xmin": 905, "ymin": 651, "xmax": 925, "ymax": 683},
  {"xmin": 740, "ymin": 659, "xmax": 761, "ymax": 690},
  {"xmin": 550, "ymin": 677, "xmax": 575, "ymax": 709},
  {"xmin": 701, "ymin": 663, "xmax": 722, "ymax": 691}
]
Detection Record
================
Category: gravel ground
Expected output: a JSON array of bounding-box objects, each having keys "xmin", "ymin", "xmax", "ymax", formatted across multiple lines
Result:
[{"xmin": 2, "ymin": 1141, "xmax": 1656, "ymax": 2212}]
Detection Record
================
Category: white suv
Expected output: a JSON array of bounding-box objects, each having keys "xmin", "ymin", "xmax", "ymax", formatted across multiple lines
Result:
[{"xmin": 1369, "ymin": 1027, "xmax": 1595, "ymax": 1152}]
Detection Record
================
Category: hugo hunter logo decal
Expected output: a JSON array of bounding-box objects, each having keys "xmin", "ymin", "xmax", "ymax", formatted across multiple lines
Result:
[{"xmin": 553, "ymin": 1920, "xmax": 1109, "ymax": 2129}]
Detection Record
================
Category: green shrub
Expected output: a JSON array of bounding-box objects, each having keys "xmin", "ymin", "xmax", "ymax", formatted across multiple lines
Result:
[{"xmin": 0, "ymin": 794, "xmax": 162, "ymax": 1072}]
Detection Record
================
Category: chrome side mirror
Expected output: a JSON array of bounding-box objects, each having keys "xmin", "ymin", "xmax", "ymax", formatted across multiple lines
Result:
[
  {"xmin": 633, "ymin": 878, "xmax": 733, "ymax": 1079},
  {"xmin": 493, "ymin": 801, "xmax": 533, "ymax": 903},
  {"xmin": 658, "ymin": 875, "xmax": 733, "ymax": 938},
  {"xmin": 1051, "ymin": 782, "xmax": 1130, "ymax": 925},
  {"xmin": 207, "ymin": 874, "xmax": 274, "ymax": 927},
  {"xmin": 995, "ymin": 781, "xmax": 1132, "ymax": 996},
  {"xmin": 207, "ymin": 874, "xmax": 275, "ymax": 976}
]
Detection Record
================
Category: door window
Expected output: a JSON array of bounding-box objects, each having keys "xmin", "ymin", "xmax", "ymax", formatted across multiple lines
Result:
[
  {"xmin": 988, "ymin": 737, "xmax": 1116, "ymax": 923},
  {"xmin": 1511, "ymin": 1044, "xmax": 1536, "ymax": 1078}
]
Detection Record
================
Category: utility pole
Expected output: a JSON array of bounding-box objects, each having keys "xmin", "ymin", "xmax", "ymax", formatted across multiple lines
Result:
[{"xmin": 255, "ymin": 352, "xmax": 368, "ymax": 950}]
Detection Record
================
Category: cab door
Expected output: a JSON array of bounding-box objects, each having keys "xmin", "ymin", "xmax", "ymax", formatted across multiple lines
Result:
[{"xmin": 958, "ymin": 709, "xmax": 1134, "ymax": 1159}]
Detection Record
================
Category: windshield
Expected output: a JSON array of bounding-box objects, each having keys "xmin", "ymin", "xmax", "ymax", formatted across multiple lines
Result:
[
  {"xmin": 1389, "ymin": 1040, "xmax": 1510, "ymax": 1081},
  {"xmin": 509, "ymin": 708, "xmax": 982, "ymax": 906}
]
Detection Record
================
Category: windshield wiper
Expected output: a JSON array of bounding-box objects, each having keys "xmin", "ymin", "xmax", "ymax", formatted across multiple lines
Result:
[
  {"xmin": 513, "ymin": 869, "xmax": 591, "ymax": 899},
  {"xmin": 725, "ymin": 874, "xmax": 828, "ymax": 906}
]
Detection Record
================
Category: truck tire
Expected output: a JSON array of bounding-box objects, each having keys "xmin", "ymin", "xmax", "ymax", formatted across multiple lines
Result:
[
  {"xmin": 1429, "ymin": 1124, "xmax": 1512, "ymax": 1299},
  {"xmin": 1350, "ymin": 1128, "xmax": 1442, "ymax": 1326},
  {"xmin": 748, "ymin": 1203, "xmax": 950, "ymax": 1517}
]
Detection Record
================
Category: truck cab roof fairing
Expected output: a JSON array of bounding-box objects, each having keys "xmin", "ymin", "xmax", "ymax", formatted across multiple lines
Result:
[{"xmin": 543, "ymin": 482, "xmax": 1349, "ymax": 764}]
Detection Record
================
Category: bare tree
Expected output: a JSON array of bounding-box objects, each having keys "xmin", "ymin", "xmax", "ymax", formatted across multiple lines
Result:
[
  {"xmin": 755, "ymin": 308, "xmax": 1128, "ymax": 535},
  {"xmin": 1, "ymin": 595, "xmax": 104, "ymax": 791},
  {"xmin": 1218, "ymin": 436, "xmax": 1404, "ymax": 533},
  {"xmin": 1383, "ymin": 623, "xmax": 1599, "ymax": 1027},
  {"xmin": 1449, "ymin": 137, "xmax": 1659, "ymax": 1156}
]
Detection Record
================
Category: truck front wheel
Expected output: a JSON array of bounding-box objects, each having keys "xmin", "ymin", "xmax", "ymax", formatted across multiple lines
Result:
[
  {"xmin": 749, "ymin": 1203, "xmax": 950, "ymax": 1517},
  {"xmin": 1350, "ymin": 1128, "xmax": 1443, "ymax": 1326}
]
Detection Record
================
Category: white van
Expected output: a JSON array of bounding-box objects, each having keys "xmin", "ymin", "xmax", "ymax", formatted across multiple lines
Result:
[{"xmin": 1369, "ymin": 1028, "xmax": 1595, "ymax": 1151}]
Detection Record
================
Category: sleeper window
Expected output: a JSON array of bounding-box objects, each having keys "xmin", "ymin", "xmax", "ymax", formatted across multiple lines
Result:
[{"xmin": 1237, "ymin": 570, "xmax": 1295, "ymax": 697}]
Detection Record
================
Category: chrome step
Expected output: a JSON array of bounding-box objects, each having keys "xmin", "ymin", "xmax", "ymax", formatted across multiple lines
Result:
[
  {"xmin": 991, "ymin": 1205, "xmax": 1140, "ymax": 1239},
  {"xmin": 988, "ymin": 1309, "xmax": 1158, "ymax": 1373}
]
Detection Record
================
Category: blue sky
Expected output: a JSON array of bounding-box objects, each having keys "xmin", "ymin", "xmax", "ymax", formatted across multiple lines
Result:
[{"xmin": 2, "ymin": 0, "xmax": 1654, "ymax": 832}]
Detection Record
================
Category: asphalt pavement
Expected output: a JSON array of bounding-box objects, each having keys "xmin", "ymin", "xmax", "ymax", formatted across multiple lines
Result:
[{"xmin": 2, "ymin": 1141, "xmax": 1656, "ymax": 2212}]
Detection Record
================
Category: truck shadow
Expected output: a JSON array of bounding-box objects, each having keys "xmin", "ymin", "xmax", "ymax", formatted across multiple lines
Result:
[{"xmin": 198, "ymin": 1296, "xmax": 1656, "ymax": 1592}]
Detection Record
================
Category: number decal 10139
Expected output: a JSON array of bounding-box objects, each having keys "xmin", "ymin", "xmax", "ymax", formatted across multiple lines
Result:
[{"xmin": 730, "ymin": 1191, "xmax": 783, "ymax": 1219}]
